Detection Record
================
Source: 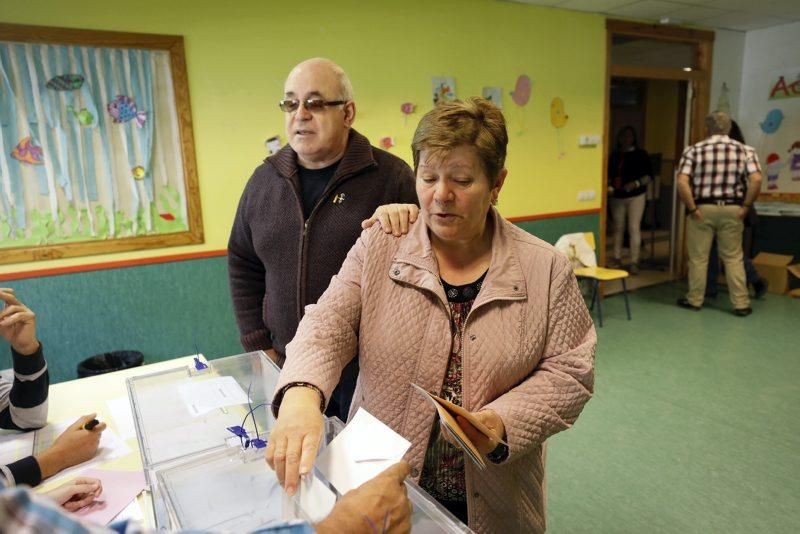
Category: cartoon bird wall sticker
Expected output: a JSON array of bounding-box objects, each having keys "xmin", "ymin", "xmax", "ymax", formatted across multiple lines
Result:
[
  {"xmin": 550, "ymin": 97, "xmax": 569, "ymax": 159},
  {"xmin": 760, "ymin": 109, "xmax": 784, "ymax": 135},
  {"xmin": 550, "ymin": 97, "xmax": 568, "ymax": 128}
]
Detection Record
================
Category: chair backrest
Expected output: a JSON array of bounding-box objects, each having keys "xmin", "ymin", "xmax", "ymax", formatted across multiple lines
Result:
[{"xmin": 583, "ymin": 232, "xmax": 596, "ymax": 252}]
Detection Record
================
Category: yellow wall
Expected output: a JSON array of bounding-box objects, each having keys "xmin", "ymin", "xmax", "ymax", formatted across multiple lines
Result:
[{"xmin": 0, "ymin": 0, "xmax": 606, "ymax": 274}]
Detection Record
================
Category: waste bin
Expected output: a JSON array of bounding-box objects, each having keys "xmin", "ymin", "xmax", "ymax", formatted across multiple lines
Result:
[{"xmin": 77, "ymin": 350, "xmax": 144, "ymax": 378}]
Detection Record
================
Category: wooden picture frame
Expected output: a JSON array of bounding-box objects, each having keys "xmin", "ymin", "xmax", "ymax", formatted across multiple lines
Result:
[{"xmin": 0, "ymin": 23, "xmax": 203, "ymax": 265}]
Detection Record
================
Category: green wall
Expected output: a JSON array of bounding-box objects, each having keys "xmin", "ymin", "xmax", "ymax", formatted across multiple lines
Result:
[
  {"xmin": 514, "ymin": 213, "xmax": 601, "ymax": 247},
  {"xmin": 0, "ymin": 256, "xmax": 242, "ymax": 383}
]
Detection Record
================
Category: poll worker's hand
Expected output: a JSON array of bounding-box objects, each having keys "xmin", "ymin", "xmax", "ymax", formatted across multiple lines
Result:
[
  {"xmin": 316, "ymin": 461, "xmax": 412, "ymax": 534},
  {"xmin": 690, "ymin": 209, "xmax": 703, "ymax": 221},
  {"xmin": 43, "ymin": 477, "xmax": 103, "ymax": 512},
  {"xmin": 362, "ymin": 204, "xmax": 419, "ymax": 236},
  {"xmin": 265, "ymin": 386, "xmax": 324, "ymax": 496},
  {"xmin": 623, "ymin": 181, "xmax": 639, "ymax": 192},
  {"xmin": 0, "ymin": 288, "xmax": 40, "ymax": 356},
  {"xmin": 439, "ymin": 409, "xmax": 506, "ymax": 457},
  {"xmin": 36, "ymin": 414, "xmax": 106, "ymax": 479}
]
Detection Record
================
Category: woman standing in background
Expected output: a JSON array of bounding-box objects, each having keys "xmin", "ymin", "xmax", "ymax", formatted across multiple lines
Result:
[{"xmin": 607, "ymin": 126, "xmax": 653, "ymax": 274}]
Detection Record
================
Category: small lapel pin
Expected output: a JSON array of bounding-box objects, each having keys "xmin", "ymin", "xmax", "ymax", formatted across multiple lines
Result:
[{"xmin": 333, "ymin": 193, "xmax": 346, "ymax": 204}]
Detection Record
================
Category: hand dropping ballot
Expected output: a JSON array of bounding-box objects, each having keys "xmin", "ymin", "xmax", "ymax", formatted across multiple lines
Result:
[
  {"xmin": 411, "ymin": 383, "xmax": 506, "ymax": 469},
  {"xmin": 316, "ymin": 408, "xmax": 410, "ymax": 495}
]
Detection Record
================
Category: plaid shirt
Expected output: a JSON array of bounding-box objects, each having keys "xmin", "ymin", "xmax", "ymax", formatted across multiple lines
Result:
[
  {"xmin": 677, "ymin": 135, "xmax": 761, "ymax": 200},
  {"xmin": 0, "ymin": 478, "xmax": 314, "ymax": 534}
]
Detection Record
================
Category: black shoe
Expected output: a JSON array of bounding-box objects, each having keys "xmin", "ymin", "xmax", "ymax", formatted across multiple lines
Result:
[
  {"xmin": 733, "ymin": 307, "xmax": 752, "ymax": 317},
  {"xmin": 677, "ymin": 298, "xmax": 701, "ymax": 311},
  {"xmin": 753, "ymin": 279, "xmax": 769, "ymax": 299}
]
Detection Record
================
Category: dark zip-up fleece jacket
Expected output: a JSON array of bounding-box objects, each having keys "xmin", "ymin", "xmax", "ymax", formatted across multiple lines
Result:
[{"xmin": 228, "ymin": 128, "xmax": 417, "ymax": 365}]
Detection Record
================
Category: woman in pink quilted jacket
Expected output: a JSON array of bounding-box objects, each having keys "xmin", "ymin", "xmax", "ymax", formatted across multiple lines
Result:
[{"xmin": 267, "ymin": 97, "xmax": 596, "ymax": 533}]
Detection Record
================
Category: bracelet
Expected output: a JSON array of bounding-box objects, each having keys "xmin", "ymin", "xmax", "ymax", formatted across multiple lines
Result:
[
  {"xmin": 281, "ymin": 382, "xmax": 325, "ymax": 413},
  {"xmin": 687, "ymin": 207, "xmax": 698, "ymax": 214}
]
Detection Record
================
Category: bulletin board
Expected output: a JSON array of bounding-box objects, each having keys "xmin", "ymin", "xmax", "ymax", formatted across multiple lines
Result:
[{"xmin": 0, "ymin": 23, "xmax": 202, "ymax": 264}]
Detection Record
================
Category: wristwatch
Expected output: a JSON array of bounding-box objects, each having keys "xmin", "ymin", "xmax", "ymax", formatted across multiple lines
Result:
[{"xmin": 487, "ymin": 442, "xmax": 509, "ymax": 464}]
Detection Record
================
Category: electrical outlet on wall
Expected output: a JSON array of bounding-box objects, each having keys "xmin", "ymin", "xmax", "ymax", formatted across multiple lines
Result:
[
  {"xmin": 578, "ymin": 135, "xmax": 601, "ymax": 147},
  {"xmin": 577, "ymin": 190, "xmax": 596, "ymax": 201}
]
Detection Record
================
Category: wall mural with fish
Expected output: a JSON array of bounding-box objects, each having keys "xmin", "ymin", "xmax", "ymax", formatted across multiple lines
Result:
[{"xmin": 0, "ymin": 23, "xmax": 202, "ymax": 264}]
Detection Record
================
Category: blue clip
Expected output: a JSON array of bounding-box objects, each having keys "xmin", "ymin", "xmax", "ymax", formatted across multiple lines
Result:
[
  {"xmin": 226, "ymin": 426, "xmax": 249, "ymax": 439},
  {"xmin": 251, "ymin": 438, "xmax": 267, "ymax": 449},
  {"xmin": 193, "ymin": 357, "xmax": 208, "ymax": 371}
]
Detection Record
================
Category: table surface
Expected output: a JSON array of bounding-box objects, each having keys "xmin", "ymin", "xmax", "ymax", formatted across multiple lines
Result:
[{"xmin": 37, "ymin": 354, "xmax": 200, "ymax": 523}]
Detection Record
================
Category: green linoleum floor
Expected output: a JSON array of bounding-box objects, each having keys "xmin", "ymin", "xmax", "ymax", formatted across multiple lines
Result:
[{"xmin": 546, "ymin": 282, "xmax": 800, "ymax": 534}]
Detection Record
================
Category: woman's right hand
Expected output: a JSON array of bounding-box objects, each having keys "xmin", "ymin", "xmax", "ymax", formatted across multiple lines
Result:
[{"xmin": 265, "ymin": 386, "xmax": 324, "ymax": 496}]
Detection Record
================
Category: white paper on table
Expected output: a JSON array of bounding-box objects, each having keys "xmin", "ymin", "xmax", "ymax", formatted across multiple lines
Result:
[
  {"xmin": 316, "ymin": 408, "xmax": 410, "ymax": 495},
  {"xmin": 0, "ymin": 430, "xmax": 34, "ymax": 466},
  {"xmin": 36, "ymin": 422, "xmax": 132, "ymax": 486},
  {"xmin": 106, "ymin": 396, "xmax": 137, "ymax": 440},
  {"xmin": 176, "ymin": 376, "xmax": 249, "ymax": 417}
]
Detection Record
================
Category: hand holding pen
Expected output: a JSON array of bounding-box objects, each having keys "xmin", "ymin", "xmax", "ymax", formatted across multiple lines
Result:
[{"xmin": 36, "ymin": 414, "xmax": 107, "ymax": 480}]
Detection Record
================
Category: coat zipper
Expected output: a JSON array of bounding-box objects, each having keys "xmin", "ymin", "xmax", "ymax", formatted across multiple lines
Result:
[{"xmin": 295, "ymin": 168, "xmax": 368, "ymax": 323}]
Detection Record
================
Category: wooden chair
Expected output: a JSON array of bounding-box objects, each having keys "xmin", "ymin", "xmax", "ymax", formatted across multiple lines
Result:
[{"xmin": 573, "ymin": 232, "xmax": 631, "ymax": 327}]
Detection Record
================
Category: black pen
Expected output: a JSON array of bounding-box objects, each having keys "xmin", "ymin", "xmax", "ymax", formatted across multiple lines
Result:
[{"xmin": 83, "ymin": 418, "xmax": 100, "ymax": 431}]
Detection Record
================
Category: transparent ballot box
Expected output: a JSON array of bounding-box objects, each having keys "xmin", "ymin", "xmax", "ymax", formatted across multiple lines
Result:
[
  {"xmin": 128, "ymin": 350, "xmax": 471, "ymax": 532},
  {"xmin": 155, "ymin": 418, "xmax": 471, "ymax": 533},
  {"xmin": 127, "ymin": 350, "xmax": 279, "ymax": 473}
]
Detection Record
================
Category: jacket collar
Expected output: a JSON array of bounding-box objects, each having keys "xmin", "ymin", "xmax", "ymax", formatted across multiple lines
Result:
[
  {"xmin": 266, "ymin": 129, "xmax": 377, "ymax": 183},
  {"xmin": 390, "ymin": 207, "xmax": 527, "ymax": 307}
]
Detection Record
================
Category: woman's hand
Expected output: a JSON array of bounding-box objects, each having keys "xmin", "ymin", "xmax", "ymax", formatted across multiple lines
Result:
[
  {"xmin": 265, "ymin": 386, "xmax": 324, "ymax": 496},
  {"xmin": 446, "ymin": 409, "xmax": 506, "ymax": 457},
  {"xmin": 43, "ymin": 477, "xmax": 103, "ymax": 512}
]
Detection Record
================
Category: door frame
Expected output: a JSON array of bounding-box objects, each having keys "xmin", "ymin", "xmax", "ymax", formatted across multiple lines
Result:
[{"xmin": 601, "ymin": 20, "xmax": 715, "ymax": 271}]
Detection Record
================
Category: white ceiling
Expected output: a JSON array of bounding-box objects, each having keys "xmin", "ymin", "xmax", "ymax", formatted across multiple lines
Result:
[{"xmin": 502, "ymin": 0, "xmax": 800, "ymax": 31}]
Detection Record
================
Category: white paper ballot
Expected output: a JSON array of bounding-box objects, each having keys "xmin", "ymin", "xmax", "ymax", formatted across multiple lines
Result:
[
  {"xmin": 316, "ymin": 408, "xmax": 410, "ymax": 495},
  {"xmin": 297, "ymin": 472, "xmax": 337, "ymax": 522},
  {"xmin": 177, "ymin": 376, "xmax": 250, "ymax": 417}
]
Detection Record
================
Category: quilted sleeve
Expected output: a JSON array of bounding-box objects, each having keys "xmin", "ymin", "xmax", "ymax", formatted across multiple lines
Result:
[
  {"xmin": 483, "ymin": 257, "xmax": 596, "ymax": 461},
  {"xmin": 272, "ymin": 229, "xmax": 372, "ymax": 413}
]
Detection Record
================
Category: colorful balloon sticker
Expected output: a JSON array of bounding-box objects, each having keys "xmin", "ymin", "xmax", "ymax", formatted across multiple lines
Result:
[{"xmin": 511, "ymin": 75, "xmax": 531, "ymax": 107}]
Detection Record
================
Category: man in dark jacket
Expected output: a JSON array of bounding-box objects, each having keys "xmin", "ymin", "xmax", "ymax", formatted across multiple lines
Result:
[{"xmin": 228, "ymin": 58, "xmax": 417, "ymax": 421}]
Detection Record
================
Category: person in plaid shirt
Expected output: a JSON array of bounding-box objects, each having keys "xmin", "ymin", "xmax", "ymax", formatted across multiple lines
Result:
[{"xmin": 675, "ymin": 111, "xmax": 763, "ymax": 316}]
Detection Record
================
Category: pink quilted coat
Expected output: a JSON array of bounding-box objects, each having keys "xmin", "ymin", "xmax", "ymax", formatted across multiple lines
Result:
[{"xmin": 275, "ymin": 208, "xmax": 596, "ymax": 533}]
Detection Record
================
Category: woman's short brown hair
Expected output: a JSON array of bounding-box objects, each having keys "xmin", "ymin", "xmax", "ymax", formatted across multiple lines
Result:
[{"xmin": 412, "ymin": 97, "xmax": 508, "ymax": 186}]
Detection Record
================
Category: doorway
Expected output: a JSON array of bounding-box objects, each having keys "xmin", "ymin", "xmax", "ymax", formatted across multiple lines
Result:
[
  {"xmin": 601, "ymin": 21, "xmax": 713, "ymax": 294},
  {"xmin": 606, "ymin": 77, "xmax": 688, "ymax": 291}
]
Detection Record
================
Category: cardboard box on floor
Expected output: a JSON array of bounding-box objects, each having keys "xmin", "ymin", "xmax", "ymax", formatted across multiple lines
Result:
[{"xmin": 752, "ymin": 253, "xmax": 800, "ymax": 294}]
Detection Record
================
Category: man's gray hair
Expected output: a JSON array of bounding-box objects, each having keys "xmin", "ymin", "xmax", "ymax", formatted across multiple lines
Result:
[
  {"xmin": 331, "ymin": 62, "xmax": 354, "ymax": 101},
  {"xmin": 705, "ymin": 111, "xmax": 731, "ymax": 135}
]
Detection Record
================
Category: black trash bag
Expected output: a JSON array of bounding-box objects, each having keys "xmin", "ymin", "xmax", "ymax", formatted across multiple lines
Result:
[{"xmin": 77, "ymin": 350, "xmax": 144, "ymax": 378}]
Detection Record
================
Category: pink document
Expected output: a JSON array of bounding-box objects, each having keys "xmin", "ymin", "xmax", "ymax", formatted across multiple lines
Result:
[{"xmin": 73, "ymin": 469, "xmax": 146, "ymax": 525}]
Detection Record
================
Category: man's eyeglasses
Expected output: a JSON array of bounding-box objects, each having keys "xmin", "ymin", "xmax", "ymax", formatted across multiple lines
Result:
[{"xmin": 279, "ymin": 98, "xmax": 347, "ymax": 113}]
